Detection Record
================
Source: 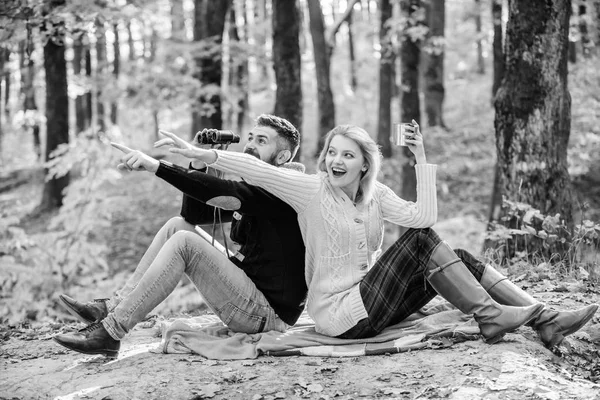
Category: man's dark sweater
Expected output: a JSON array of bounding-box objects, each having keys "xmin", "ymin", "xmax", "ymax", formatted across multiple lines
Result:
[{"xmin": 155, "ymin": 160, "xmax": 307, "ymax": 326}]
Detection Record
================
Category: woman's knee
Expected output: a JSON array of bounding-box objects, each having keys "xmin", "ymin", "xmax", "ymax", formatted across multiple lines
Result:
[{"xmin": 417, "ymin": 228, "xmax": 442, "ymax": 243}]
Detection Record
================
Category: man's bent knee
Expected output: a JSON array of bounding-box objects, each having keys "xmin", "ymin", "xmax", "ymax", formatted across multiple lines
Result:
[{"xmin": 161, "ymin": 216, "xmax": 196, "ymax": 236}]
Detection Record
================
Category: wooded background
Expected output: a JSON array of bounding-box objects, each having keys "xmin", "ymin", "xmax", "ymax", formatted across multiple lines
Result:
[{"xmin": 0, "ymin": 0, "xmax": 599, "ymax": 323}]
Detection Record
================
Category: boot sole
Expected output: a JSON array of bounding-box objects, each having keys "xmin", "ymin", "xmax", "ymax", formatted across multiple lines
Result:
[
  {"xmin": 53, "ymin": 337, "xmax": 119, "ymax": 359},
  {"xmin": 59, "ymin": 295, "xmax": 95, "ymax": 325}
]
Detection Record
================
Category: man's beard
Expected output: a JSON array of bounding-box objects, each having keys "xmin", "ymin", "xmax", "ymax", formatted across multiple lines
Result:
[{"xmin": 244, "ymin": 148, "xmax": 278, "ymax": 166}]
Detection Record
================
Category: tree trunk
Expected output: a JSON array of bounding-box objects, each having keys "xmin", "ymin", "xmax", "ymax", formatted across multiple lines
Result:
[
  {"xmin": 95, "ymin": 18, "xmax": 107, "ymax": 134},
  {"xmin": 578, "ymin": 3, "xmax": 590, "ymax": 56},
  {"xmin": 171, "ymin": 0, "xmax": 186, "ymax": 41},
  {"xmin": 494, "ymin": 0, "xmax": 573, "ymax": 261},
  {"xmin": 227, "ymin": 3, "xmax": 249, "ymax": 134},
  {"xmin": 236, "ymin": 0, "xmax": 249, "ymax": 135},
  {"xmin": 73, "ymin": 35, "xmax": 86, "ymax": 135},
  {"xmin": 491, "ymin": 0, "xmax": 504, "ymax": 98},
  {"xmin": 423, "ymin": 0, "xmax": 446, "ymax": 128},
  {"xmin": 18, "ymin": 42, "xmax": 26, "ymax": 98},
  {"xmin": 399, "ymin": 0, "xmax": 421, "ymax": 209},
  {"xmin": 377, "ymin": 0, "xmax": 394, "ymax": 158},
  {"xmin": 0, "ymin": 48, "xmax": 4, "ymax": 153},
  {"xmin": 226, "ymin": 5, "xmax": 238, "ymax": 128},
  {"xmin": 475, "ymin": 0, "xmax": 485, "ymax": 74},
  {"xmin": 127, "ymin": 20, "xmax": 136, "ymax": 61},
  {"xmin": 149, "ymin": 28, "xmax": 158, "ymax": 62},
  {"xmin": 111, "ymin": 23, "xmax": 120, "ymax": 125},
  {"xmin": 594, "ymin": 1, "xmax": 600, "ymax": 51},
  {"xmin": 307, "ymin": 0, "xmax": 335, "ymax": 156},
  {"xmin": 3, "ymin": 49, "xmax": 10, "ymax": 111},
  {"xmin": 348, "ymin": 12, "xmax": 357, "ymax": 92},
  {"xmin": 486, "ymin": 1, "xmax": 505, "ymax": 251},
  {"xmin": 253, "ymin": 0, "xmax": 270, "ymax": 87},
  {"xmin": 21, "ymin": 38, "xmax": 41, "ymax": 159},
  {"xmin": 191, "ymin": 0, "xmax": 231, "ymax": 137},
  {"xmin": 84, "ymin": 37, "xmax": 92, "ymax": 131},
  {"xmin": 40, "ymin": 8, "xmax": 70, "ymax": 210},
  {"xmin": 272, "ymin": 0, "xmax": 303, "ymax": 160}
]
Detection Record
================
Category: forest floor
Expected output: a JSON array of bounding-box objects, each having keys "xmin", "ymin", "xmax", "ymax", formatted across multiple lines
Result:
[
  {"xmin": 1, "ymin": 153, "xmax": 600, "ymax": 400},
  {"xmin": 1, "ymin": 278, "xmax": 600, "ymax": 400}
]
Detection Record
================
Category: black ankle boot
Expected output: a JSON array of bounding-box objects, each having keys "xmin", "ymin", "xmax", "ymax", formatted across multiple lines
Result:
[
  {"xmin": 59, "ymin": 294, "xmax": 109, "ymax": 324},
  {"xmin": 53, "ymin": 322, "xmax": 120, "ymax": 358}
]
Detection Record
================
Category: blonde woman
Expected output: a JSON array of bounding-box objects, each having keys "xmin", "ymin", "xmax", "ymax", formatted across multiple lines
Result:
[{"xmin": 161, "ymin": 123, "xmax": 596, "ymax": 347}]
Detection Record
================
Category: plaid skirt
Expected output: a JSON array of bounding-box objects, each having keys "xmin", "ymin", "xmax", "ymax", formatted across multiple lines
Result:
[{"xmin": 337, "ymin": 228, "xmax": 485, "ymax": 339}]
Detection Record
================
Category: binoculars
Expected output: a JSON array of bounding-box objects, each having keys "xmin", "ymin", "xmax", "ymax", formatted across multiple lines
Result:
[{"xmin": 195, "ymin": 130, "xmax": 241, "ymax": 145}]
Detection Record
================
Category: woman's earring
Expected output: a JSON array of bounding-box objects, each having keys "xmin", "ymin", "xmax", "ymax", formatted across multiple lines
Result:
[{"xmin": 362, "ymin": 165, "xmax": 368, "ymax": 172}]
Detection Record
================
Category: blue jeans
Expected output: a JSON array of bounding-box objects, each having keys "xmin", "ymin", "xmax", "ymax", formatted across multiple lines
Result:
[{"xmin": 102, "ymin": 217, "xmax": 288, "ymax": 340}]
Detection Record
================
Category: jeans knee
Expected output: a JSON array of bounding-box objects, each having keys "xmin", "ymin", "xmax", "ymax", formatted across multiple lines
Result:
[
  {"xmin": 164, "ymin": 216, "xmax": 193, "ymax": 232},
  {"xmin": 169, "ymin": 230, "xmax": 198, "ymax": 247}
]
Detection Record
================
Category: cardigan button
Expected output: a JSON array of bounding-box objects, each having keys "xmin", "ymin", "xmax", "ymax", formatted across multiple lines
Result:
[
  {"xmin": 354, "ymin": 218, "xmax": 363, "ymax": 223},
  {"xmin": 358, "ymin": 242, "xmax": 366, "ymax": 249},
  {"xmin": 360, "ymin": 264, "xmax": 368, "ymax": 270}
]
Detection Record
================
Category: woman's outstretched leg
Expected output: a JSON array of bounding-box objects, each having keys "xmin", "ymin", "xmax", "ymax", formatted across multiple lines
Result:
[
  {"xmin": 425, "ymin": 241, "xmax": 544, "ymax": 343},
  {"xmin": 472, "ymin": 258, "xmax": 598, "ymax": 348}
]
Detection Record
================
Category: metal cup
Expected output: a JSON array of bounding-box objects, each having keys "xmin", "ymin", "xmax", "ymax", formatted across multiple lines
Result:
[{"xmin": 393, "ymin": 123, "xmax": 414, "ymax": 146}]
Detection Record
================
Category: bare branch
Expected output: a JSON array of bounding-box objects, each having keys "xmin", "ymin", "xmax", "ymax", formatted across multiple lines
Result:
[{"xmin": 325, "ymin": 0, "xmax": 360, "ymax": 49}]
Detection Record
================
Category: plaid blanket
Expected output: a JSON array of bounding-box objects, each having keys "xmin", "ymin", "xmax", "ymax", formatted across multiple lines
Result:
[{"xmin": 158, "ymin": 297, "xmax": 481, "ymax": 360}]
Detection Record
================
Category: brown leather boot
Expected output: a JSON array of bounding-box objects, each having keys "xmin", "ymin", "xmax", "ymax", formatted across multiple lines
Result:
[
  {"xmin": 480, "ymin": 266, "xmax": 599, "ymax": 348},
  {"xmin": 53, "ymin": 322, "xmax": 120, "ymax": 358},
  {"xmin": 59, "ymin": 294, "xmax": 109, "ymax": 324},
  {"xmin": 426, "ymin": 242, "xmax": 545, "ymax": 344}
]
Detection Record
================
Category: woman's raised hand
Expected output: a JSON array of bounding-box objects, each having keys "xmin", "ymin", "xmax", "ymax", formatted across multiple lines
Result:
[
  {"xmin": 156, "ymin": 130, "xmax": 217, "ymax": 164},
  {"xmin": 154, "ymin": 129, "xmax": 194, "ymax": 151},
  {"xmin": 404, "ymin": 120, "xmax": 427, "ymax": 164}
]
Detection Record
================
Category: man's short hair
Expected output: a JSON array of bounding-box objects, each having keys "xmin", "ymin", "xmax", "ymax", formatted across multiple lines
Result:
[{"xmin": 255, "ymin": 114, "xmax": 300, "ymax": 159}]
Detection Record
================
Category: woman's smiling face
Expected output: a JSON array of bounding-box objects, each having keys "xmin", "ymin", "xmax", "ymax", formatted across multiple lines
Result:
[{"xmin": 325, "ymin": 134, "xmax": 365, "ymax": 200}]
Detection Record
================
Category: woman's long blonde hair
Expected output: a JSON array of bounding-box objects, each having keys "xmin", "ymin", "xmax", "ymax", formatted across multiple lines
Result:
[{"xmin": 316, "ymin": 125, "xmax": 382, "ymax": 205}]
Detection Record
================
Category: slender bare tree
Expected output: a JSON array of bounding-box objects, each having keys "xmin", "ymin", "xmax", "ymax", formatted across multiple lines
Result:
[
  {"xmin": 377, "ymin": 0, "xmax": 394, "ymax": 158},
  {"xmin": 307, "ymin": 0, "xmax": 335, "ymax": 155}
]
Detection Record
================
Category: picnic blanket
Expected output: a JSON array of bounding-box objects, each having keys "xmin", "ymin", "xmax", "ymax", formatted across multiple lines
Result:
[{"xmin": 158, "ymin": 298, "xmax": 481, "ymax": 360}]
